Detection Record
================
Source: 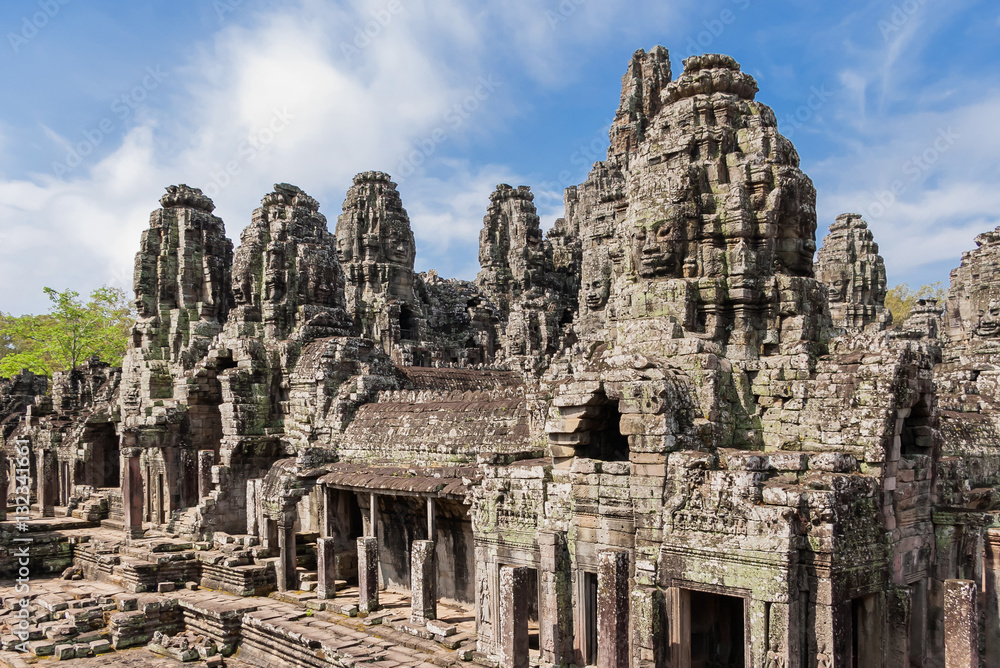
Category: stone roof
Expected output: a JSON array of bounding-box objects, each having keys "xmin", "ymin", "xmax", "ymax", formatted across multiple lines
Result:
[{"xmin": 318, "ymin": 461, "xmax": 477, "ymax": 500}]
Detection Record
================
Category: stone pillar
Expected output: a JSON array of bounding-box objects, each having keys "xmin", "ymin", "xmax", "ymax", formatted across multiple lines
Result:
[
  {"xmin": 538, "ymin": 531, "xmax": 573, "ymax": 666},
  {"xmin": 246, "ymin": 479, "xmax": 259, "ymax": 536},
  {"xmin": 985, "ymin": 529, "xmax": 1000, "ymax": 666},
  {"xmin": 766, "ymin": 601, "xmax": 801, "ymax": 668},
  {"xmin": 667, "ymin": 587, "xmax": 690, "ymax": 668},
  {"xmin": 0, "ymin": 452, "xmax": 7, "ymax": 521},
  {"xmin": 197, "ymin": 450, "xmax": 214, "ymax": 499},
  {"xmin": 410, "ymin": 540, "xmax": 437, "ymax": 624},
  {"xmin": 944, "ymin": 579, "xmax": 979, "ymax": 668},
  {"xmin": 37, "ymin": 449, "xmax": 56, "ymax": 517},
  {"xmin": 316, "ymin": 537, "xmax": 337, "ymax": 600},
  {"xmin": 597, "ymin": 549, "xmax": 630, "ymax": 668},
  {"xmin": 369, "ymin": 492, "xmax": 378, "ymax": 536},
  {"xmin": 885, "ymin": 588, "xmax": 911, "ymax": 668},
  {"xmin": 322, "ymin": 487, "xmax": 336, "ymax": 539},
  {"xmin": 276, "ymin": 521, "xmax": 297, "ymax": 592},
  {"xmin": 427, "ymin": 496, "xmax": 436, "ymax": 538},
  {"xmin": 121, "ymin": 447, "xmax": 144, "ymax": 540},
  {"xmin": 358, "ymin": 536, "xmax": 380, "ymax": 612},
  {"xmin": 631, "ymin": 586, "xmax": 666, "ymax": 668},
  {"xmin": 499, "ymin": 565, "xmax": 529, "ymax": 668}
]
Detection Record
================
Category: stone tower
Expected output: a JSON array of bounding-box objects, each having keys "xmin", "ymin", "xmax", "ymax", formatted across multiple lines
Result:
[
  {"xmin": 229, "ymin": 183, "xmax": 351, "ymax": 341},
  {"xmin": 815, "ymin": 213, "xmax": 890, "ymax": 333},
  {"xmin": 335, "ymin": 171, "xmax": 418, "ymax": 343}
]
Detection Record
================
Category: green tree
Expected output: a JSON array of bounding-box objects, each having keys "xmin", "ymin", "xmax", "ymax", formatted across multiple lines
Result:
[
  {"xmin": 0, "ymin": 286, "xmax": 135, "ymax": 378},
  {"xmin": 885, "ymin": 282, "xmax": 946, "ymax": 323}
]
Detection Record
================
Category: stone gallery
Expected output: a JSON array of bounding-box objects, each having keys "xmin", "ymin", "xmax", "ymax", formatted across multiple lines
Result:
[{"xmin": 1, "ymin": 48, "xmax": 998, "ymax": 667}]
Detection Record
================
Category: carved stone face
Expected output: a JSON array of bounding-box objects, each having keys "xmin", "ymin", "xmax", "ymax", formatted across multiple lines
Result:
[
  {"xmin": 583, "ymin": 258, "xmax": 611, "ymax": 312},
  {"xmin": 777, "ymin": 237, "xmax": 816, "ymax": 276},
  {"xmin": 976, "ymin": 300, "xmax": 1000, "ymax": 337},
  {"xmin": 632, "ymin": 217, "xmax": 683, "ymax": 279},
  {"xmin": 383, "ymin": 224, "xmax": 414, "ymax": 266},
  {"xmin": 336, "ymin": 236, "xmax": 352, "ymax": 264},
  {"xmin": 828, "ymin": 273, "xmax": 849, "ymax": 303}
]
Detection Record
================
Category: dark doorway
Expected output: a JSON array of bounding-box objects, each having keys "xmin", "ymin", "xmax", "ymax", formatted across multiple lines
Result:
[
  {"xmin": 89, "ymin": 422, "xmax": 119, "ymax": 488},
  {"xmin": 584, "ymin": 571, "xmax": 599, "ymax": 665},
  {"xmin": 900, "ymin": 396, "xmax": 932, "ymax": 457},
  {"xmin": 852, "ymin": 594, "xmax": 881, "ymax": 668},
  {"xmin": 689, "ymin": 590, "xmax": 745, "ymax": 668},
  {"xmin": 580, "ymin": 399, "xmax": 630, "ymax": 462},
  {"xmin": 400, "ymin": 305, "xmax": 415, "ymax": 340},
  {"xmin": 525, "ymin": 568, "xmax": 540, "ymax": 652}
]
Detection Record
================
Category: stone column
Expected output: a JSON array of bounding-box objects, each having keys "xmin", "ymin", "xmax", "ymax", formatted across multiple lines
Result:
[
  {"xmin": 369, "ymin": 492, "xmax": 378, "ymax": 536},
  {"xmin": 427, "ymin": 496, "xmax": 436, "ymax": 538},
  {"xmin": 631, "ymin": 586, "xmax": 666, "ymax": 668},
  {"xmin": 322, "ymin": 487, "xmax": 336, "ymax": 539},
  {"xmin": 985, "ymin": 529, "xmax": 1000, "ymax": 665},
  {"xmin": 316, "ymin": 537, "xmax": 337, "ymax": 600},
  {"xmin": 197, "ymin": 450, "xmax": 214, "ymax": 499},
  {"xmin": 597, "ymin": 549, "xmax": 630, "ymax": 668},
  {"xmin": 410, "ymin": 540, "xmax": 437, "ymax": 624},
  {"xmin": 121, "ymin": 447, "xmax": 144, "ymax": 540},
  {"xmin": 538, "ymin": 531, "xmax": 573, "ymax": 666},
  {"xmin": 246, "ymin": 479, "xmax": 259, "ymax": 536},
  {"xmin": 944, "ymin": 579, "xmax": 979, "ymax": 668},
  {"xmin": 358, "ymin": 536, "xmax": 380, "ymax": 612},
  {"xmin": 499, "ymin": 565, "xmax": 529, "ymax": 668},
  {"xmin": 667, "ymin": 587, "xmax": 690, "ymax": 668},
  {"xmin": 276, "ymin": 521, "xmax": 297, "ymax": 592},
  {"xmin": 37, "ymin": 449, "xmax": 56, "ymax": 517},
  {"xmin": 0, "ymin": 452, "xmax": 7, "ymax": 521}
]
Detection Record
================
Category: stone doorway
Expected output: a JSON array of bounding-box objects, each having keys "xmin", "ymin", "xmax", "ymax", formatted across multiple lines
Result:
[
  {"xmin": 521, "ymin": 567, "xmax": 540, "ymax": 655},
  {"xmin": 583, "ymin": 571, "xmax": 598, "ymax": 665},
  {"xmin": 851, "ymin": 594, "xmax": 882, "ymax": 667},
  {"xmin": 688, "ymin": 590, "xmax": 745, "ymax": 668},
  {"xmin": 88, "ymin": 422, "xmax": 120, "ymax": 488}
]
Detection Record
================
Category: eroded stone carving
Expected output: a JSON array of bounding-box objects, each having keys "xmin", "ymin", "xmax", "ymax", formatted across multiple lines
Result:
[{"xmin": 815, "ymin": 213, "xmax": 889, "ymax": 332}]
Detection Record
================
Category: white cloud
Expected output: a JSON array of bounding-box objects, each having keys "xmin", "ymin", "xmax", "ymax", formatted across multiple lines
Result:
[
  {"xmin": 6, "ymin": 0, "xmax": 676, "ymax": 314},
  {"xmin": 405, "ymin": 160, "xmax": 523, "ymax": 280},
  {"xmin": 814, "ymin": 92, "xmax": 1000, "ymax": 285},
  {"xmin": 0, "ymin": 1, "xmax": 506, "ymax": 314}
]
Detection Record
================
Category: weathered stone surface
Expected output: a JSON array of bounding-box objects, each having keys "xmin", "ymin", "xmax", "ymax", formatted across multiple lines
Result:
[
  {"xmin": 815, "ymin": 212, "xmax": 890, "ymax": 332},
  {"xmin": 229, "ymin": 182, "xmax": 351, "ymax": 341},
  {"xmin": 357, "ymin": 536, "xmax": 379, "ymax": 613},
  {"xmin": 498, "ymin": 565, "xmax": 529, "ymax": 668},
  {"xmin": 943, "ymin": 579, "xmax": 979, "ymax": 667},
  {"xmin": 476, "ymin": 184, "xmax": 579, "ymax": 373}
]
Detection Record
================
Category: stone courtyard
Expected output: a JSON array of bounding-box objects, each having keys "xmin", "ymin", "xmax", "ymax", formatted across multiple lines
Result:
[{"xmin": 1, "ymin": 46, "xmax": 999, "ymax": 667}]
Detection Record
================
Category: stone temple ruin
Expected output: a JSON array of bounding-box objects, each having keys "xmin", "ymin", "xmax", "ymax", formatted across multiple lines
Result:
[{"xmin": 1, "ymin": 48, "xmax": 999, "ymax": 668}]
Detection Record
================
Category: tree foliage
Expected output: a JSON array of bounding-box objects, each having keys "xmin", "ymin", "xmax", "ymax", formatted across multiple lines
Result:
[
  {"xmin": 0, "ymin": 286, "xmax": 135, "ymax": 378},
  {"xmin": 885, "ymin": 282, "xmax": 946, "ymax": 324}
]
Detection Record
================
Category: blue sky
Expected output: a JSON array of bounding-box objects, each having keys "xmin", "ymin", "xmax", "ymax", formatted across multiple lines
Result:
[{"xmin": 1, "ymin": 0, "xmax": 998, "ymax": 314}]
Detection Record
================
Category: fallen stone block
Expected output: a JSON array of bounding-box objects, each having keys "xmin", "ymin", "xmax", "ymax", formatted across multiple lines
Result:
[{"xmin": 53, "ymin": 643, "xmax": 74, "ymax": 660}]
